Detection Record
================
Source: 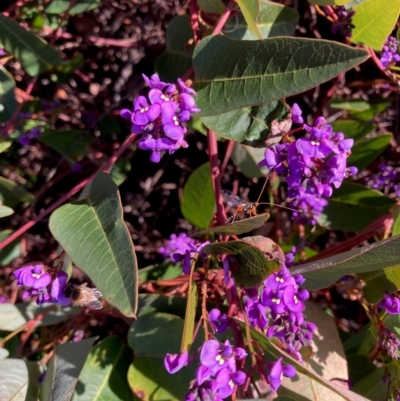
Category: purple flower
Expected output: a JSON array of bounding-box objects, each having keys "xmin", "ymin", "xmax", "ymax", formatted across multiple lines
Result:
[
  {"xmin": 120, "ymin": 74, "xmax": 200, "ymax": 163},
  {"xmin": 164, "ymin": 351, "xmax": 189, "ymax": 374},
  {"xmin": 50, "ymin": 271, "xmax": 70, "ymax": 306},
  {"xmin": 159, "ymin": 233, "xmax": 195, "ymax": 260},
  {"xmin": 209, "ymin": 308, "xmax": 229, "ymax": 333},
  {"xmin": 379, "ymin": 294, "xmax": 400, "ymax": 314},
  {"xmin": 132, "ymin": 96, "xmax": 161, "ymax": 126},
  {"xmin": 330, "ymin": 6, "xmax": 355, "ymax": 37},
  {"xmin": 14, "ymin": 264, "xmax": 51, "ymax": 290},
  {"xmin": 268, "ymin": 358, "xmax": 296, "ymax": 391},
  {"xmin": 380, "ymin": 37, "xmax": 400, "ymax": 68},
  {"xmin": 291, "ymin": 103, "xmax": 303, "ymax": 124},
  {"xmin": 215, "ymin": 368, "xmax": 246, "ymax": 398},
  {"xmin": 18, "ymin": 127, "xmax": 41, "ymax": 146}
]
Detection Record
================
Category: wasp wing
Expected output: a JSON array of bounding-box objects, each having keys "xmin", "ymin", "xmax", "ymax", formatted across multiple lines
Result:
[{"xmin": 220, "ymin": 190, "xmax": 246, "ymax": 206}]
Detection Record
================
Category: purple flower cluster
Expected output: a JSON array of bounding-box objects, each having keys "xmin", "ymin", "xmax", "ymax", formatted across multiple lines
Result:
[
  {"xmin": 244, "ymin": 257, "xmax": 316, "ymax": 362},
  {"xmin": 364, "ymin": 163, "xmax": 400, "ymax": 198},
  {"xmin": 380, "ymin": 36, "xmax": 400, "ymax": 68},
  {"xmin": 121, "ymin": 74, "xmax": 200, "ymax": 163},
  {"xmin": 289, "ymin": 193, "xmax": 329, "ymax": 226},
  {"xmin": 14, "ymin": 265, "xmax": 71, "ymax": 306},
  {"xmin": 260, "ymin": 104, "xmax": 357, "ymax": 224},
  {"xmin": 330, "ymin": 6, "xmax": 355, "ymax": 37},
  {"xmin": 165, "ymin": 340, "xmax": 247, "ymax": 400},
  {"xmin": 159, "ymin": 232, "xmax": 209, "ymax": 274},
  {"xmin": 378, "ymin": 328, "xmax": 400, "ymax": 359}
]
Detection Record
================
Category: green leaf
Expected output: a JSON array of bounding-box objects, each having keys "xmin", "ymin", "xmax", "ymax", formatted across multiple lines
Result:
[
  {"xmin": 348, "ymin": 134, "xmax": 392, "ymax": 169},
  {"xmin": 237, "ymin": 0, "xmax": 263, "ymax": 39},
  {"xmin": 330, "ymin": 99, "xmax": 371, "ymax": 112},
  {"xmin": 350, "ymin": 0, "xmax": 400, "ymax": 50},
  {"xmin": 72, "ymin": 336, "xmax": 134, "ymax": 401},
  {"xmin": 392, "ymin": 206, "xmax": 400, "ymax": 237},
  {"xmin": 128, "ymin": 312, "xmax": 203, "ymax": 401},
  {"xmin": 0, "ymin": 176, "xmax": 34, "ymax": 207},
  {"xmin": 138, "ymin": 261, "xmax": 182, "ymax": 282},
  {"xmin": 291, "ymin": 234, "xmax": 400, "ymax": 291},
  {"xmin": 0, "ymin": 358, "xmax": 29, "ymax": 400},
  {"xmin": 40, "ymin": 338, "xmax": 97, "ymax": 401},
  {"xmin": 347, "ymin": 354, "xmax": 376, "ymax": 384},
  {"xmin": 279, "ymin": 303, "xmax": 349, "ymax": 401},
  {"xmin": 49, "ymin": 172, "xmax": 138, "ymax": 317},
  {"xmin": 203, "ymin": 236, "xmax": 283, "ymax": 287},
  {"xmin": 39, "ymin": 130, "xmax": 93, "ymax": 159},
  {"xmin": 225, "ymin": 0, "xmax": 299, "ymax": 40},
  {"xmin": 45, "ymin": 0, "xmax": 100, "ymax": 15},
  {"xmin": 191, "ymin": 213, "xmax": 270, "ymax": 238},
  {"xmin": 231, "ymin": 143, "xmax": 268, "ymax": 178},
  {"xmin": 197, "ymin": 0, "xmax": 225, "ymax": 14},
  {"xmin": 352, "ymin": 365, "xmax": 389, "ymax": 400},
  {"xmin": 193, "ymin": 36, "xmax": 368, "ymax": 117},
  {"xmin": 318, "ymin": 182, "xmax": 396, "ymax": 232},
  {"xmin": 0, "ymin": 66, "xmax": 16, "ymax": 123},
  {"xmin": 181, "ymin": 271, "xmax": 197, "ymax": 352},
  {"xmin": 0, "ymin": 303, "xmax": 81, "ymax": 331},
  {"xmin": 181, "ymin": 162, "xmax": 215, "ymax": 229},
  {"xmin": 0, "ymin": 229, "xmax": 21, "ymax": 267},
  {"xmin": 330, "ymin": 98, "xmax": 391, "ymax": 120},
  {"xmin": 0, "ymin": 205, "xmax": 13, "ymax": 218},
  {"xmin": 0, "ymin": 138, "xmax": 12, "ymax": 153},
  {"xmin": 201, "ymin": 100, "xmax": 290, "ymax": 146},
  {"xmin": 0, "ymin": 14, "xmax": 62, "ymax": 76},
  {"xmin": 239, "ymin": 321, "xmax": 370, "ymax": 401},
  {"xmin": 331, "ymin": 120, "xmax": 374, "ymax": 142},
  {"xmin": 155, "ymin": 15, "xmax": 193, "ymax": 82}
]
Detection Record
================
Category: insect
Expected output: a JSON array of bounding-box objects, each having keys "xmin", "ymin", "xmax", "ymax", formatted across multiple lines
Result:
[
  {"xmin": 64, "ymin": 283, "xmax": 103, "ymax": 309},
  {"xmin": 221, "ymin": 190, "xmax": 258, "ymax": 223},
  {"xmin": 221, "ymin": 179, "xmax": 297, "ymax": 224}
]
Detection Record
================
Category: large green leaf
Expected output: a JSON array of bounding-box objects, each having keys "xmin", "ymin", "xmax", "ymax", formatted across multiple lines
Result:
[
  {"xmin": 0, "ymin": 358, "xmax": 29, "ymax": 401},
  {"xmin": 128, "ymin": 312, "xmax": 203, "ymax": 401},
  {"xmin": 191, "ymin": 213, "xmax": 270, "ymax": 238},
  {"xmin": 352, "ymin": 365, "xmax": 389, "ymax": 400},
  {"xmin": 203, "ymin": 236, "xmax": 283, "ymax": 287},
  {"xmin": 181, "ymin": 162, "xmax": 215, "ymax": 229},
  {"xmin": 331, "ymin": 98, "xmax": 391, "ymax": 121},
  {"xmin": 236, "ymin": 0, "xmax": 262, "ymax": 39},
  {"xmin": 72, "ymin": 336, "xmax": 134, "ymax": 401},
  {"xmin": 318, "ymin": 182, "xmax": 396, "ymax": 232},
  {"xmin": 193, "ymin": 36, "xmax": 368, "ymax": 117},
  {"xmin": 155, "ymin": 15, "xmax": 193, "ymax": 82},
  {"xmin": 240, "ymin": 322, "xmax": 370, "ymax": 401},
  {"xmin": 200, "ymin": 100, "xmax": 290, "ymax": 146},
  {"xmin": 0, "ymin": 205, "xmax": 13, "ymax": 218},
  {"xmin": 279, "ymin": 303, "xmax": 348, "ymax": 401},
  {"xmin": 225, "ymin": 0, "xmax": 299, "ymax": 40},
  {"xmin": 331, "ymin": 120, "xmax": 374, "ymax": 142},
  {"xmin": 0, "ymin": 303, "xmax": 80, "ymax": 331},
  {"xmin": 197, "ymin": 0, "xmax": 225, "ymax": 14},
  {"xmin": 39, "ymin": 130, "xmax": 93, "ymax": 159},
  {"xmin": 347, "ymin": 134, "xmax": 392, "ymax": 169},
  {"xmin": 45, "ymin": 0, "xmax": 100, "ymax": 15},
  {"xmin": 350, "ymin": 0, "xmax": 400, "ymax": 50},
  {"xmin": 49, "ymin": 172, "xmax": 138, "ymax": 317},
  {"xmin": 40, "ymin": 338, "xmax": 97, "ymax": 401},
  {"xmin": 291, "ymin": 234, "xmax": 400, "ymax": 291},
  {"xmin": 0, "ymin": 14, "xmax": 62, "ymax": 76},
  {"xmin": 0, "ymin": 177, "xmax": 34, "ymax": 207},
  {"xmin": 0, "ymin": 66, "xmax": 16, "ymax": 123}
]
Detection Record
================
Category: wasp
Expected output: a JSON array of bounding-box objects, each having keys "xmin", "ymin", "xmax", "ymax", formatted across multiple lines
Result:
[
  {"xmin": 64, "ymin": 283, "xmax": 103, "ymax": 309},
  {"xmin": 221, "ymin": 190, "xmax": 258, "ymax": 223},
  {"xmin": 221, "ymin": 183, "xmax": 296, "ymax": 224}
]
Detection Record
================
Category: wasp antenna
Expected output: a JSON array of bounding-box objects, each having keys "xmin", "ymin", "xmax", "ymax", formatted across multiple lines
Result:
[
  {"xmin": 257, "ymin": 202, "xmax": 298, "ymax": 213},
  {"xmin": 255, "ymin": 175, "xmax": 270, "ymax": 204}
]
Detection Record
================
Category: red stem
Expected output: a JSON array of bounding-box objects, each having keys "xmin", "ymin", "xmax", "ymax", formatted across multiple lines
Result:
[{"xmin": 0, "ymin": 133, "xmax": 137, "ymax": 250}]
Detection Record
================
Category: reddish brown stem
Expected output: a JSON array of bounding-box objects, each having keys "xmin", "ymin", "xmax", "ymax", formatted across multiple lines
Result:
[{"xmin": 0, "ymin": 133, "xmax": 137, "ymax": 250}]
